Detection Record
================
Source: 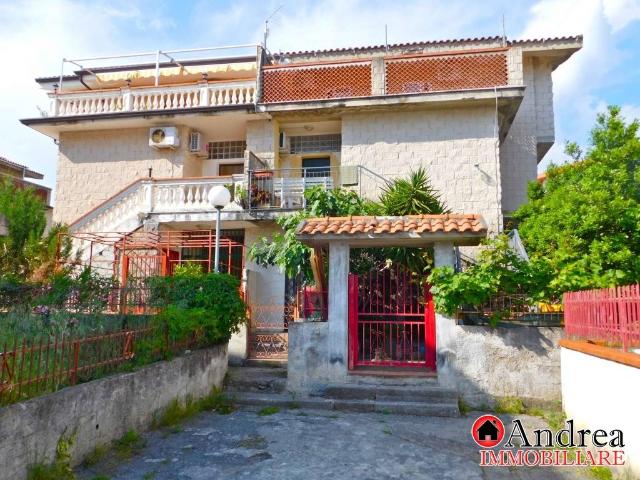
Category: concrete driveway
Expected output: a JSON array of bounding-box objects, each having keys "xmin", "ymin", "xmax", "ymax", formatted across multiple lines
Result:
[{"xmin": 77, "ymin": 407, "xmax": 596, "ymax": 480}]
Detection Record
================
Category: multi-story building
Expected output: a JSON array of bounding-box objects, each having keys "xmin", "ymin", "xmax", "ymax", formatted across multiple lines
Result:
[
  {"xmin": 0, "ymin": 156, "xmax": 52, "ymax": 235},
  {"xmin": 21, "ymin": 35, "xmax": 582, "ymax": 368}
]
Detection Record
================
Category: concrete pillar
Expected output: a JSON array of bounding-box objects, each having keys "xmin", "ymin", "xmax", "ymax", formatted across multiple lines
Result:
[
  {"xmin": 327, "ymin": 241, "xmax": 349, "ymax": 381},
  {"xmin": 371, "ymin": 57, "xmax": 385, "ymax": 96},
  {"xmin": 433, "ymin": 242, "xmax": 455, "ymax": 268}
]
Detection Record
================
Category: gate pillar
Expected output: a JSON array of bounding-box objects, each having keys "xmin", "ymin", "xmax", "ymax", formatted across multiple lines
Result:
[{"xmin": 328, "ymin": 241, "xmax": 350, "ymax": 379}]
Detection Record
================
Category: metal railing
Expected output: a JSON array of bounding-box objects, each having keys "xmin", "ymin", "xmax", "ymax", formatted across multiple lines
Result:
[
  {"xmin": 564, "ymin": 285, "xmax": 640, "ymax": 351},
  {"xmin": 246, "ymin": 165, "xmax": 387, "ymax": 210}
]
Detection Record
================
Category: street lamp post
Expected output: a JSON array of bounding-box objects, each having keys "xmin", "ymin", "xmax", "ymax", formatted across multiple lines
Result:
[{"xmin": 207, "ymin": 185, "xmax": 231, "ymax": 273}]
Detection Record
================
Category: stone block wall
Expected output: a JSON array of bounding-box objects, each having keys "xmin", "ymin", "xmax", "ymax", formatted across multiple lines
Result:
[
  {"xmin": 55, "ymin": 126, "xmax": 197, "ymax": 224},
  {"xmin": 341, "ymin": 107, "xmax": 503, "ymax": 233}
]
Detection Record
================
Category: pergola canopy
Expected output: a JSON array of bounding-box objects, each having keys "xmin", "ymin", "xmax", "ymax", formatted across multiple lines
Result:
[{"xmin": 295, "ymin": 214, "xmax": 487, "ymax": 248}]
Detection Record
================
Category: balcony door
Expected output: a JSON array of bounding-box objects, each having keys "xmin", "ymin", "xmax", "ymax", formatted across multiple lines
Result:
[{"xmin": 302, "ymin": 157, "xmax": 330, "ymax": 178}]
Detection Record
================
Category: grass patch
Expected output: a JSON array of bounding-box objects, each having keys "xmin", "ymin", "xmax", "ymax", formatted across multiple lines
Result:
[
  {"xmin": 257, "ymin": 406, "xmax": 280, "ymax": 416},
  {"xmin": 458, "ymin": 397, "xmax": 471, "ymax": 416},
  {"xmin": 382, "ymin": 426, "xmax": 392, "ymax": 435},
  {"xmin": 114, "ymin": 430, "xmax": 146, "ymax": 459},
  {"xmin": 494, "ymin": 397, "xmax": 526, "ymax": 415},
  {"xmin": 90, "ymin": 476, "xmax": 110, "ymax": 480},
  {"xmin": 287, "ymin": 402, "xmax": 300, "ymax": 410},
  {"xmin": 28, "ymin": 433, "xmax": 76, "ymax": 480},
  {"xmin": 153, "ymin": 389, "xmax": 235, "ymax": 429},
  {"xmin": 142, "ymin": 472, "xmax": 157, "ymax": 480},
  {"xmin": 82, "ymin": 444, "xmax": 108, "ymax": 468},
  {"xmin": 589, "ymin": 466, "xmax": 613, "ymax": 480}
]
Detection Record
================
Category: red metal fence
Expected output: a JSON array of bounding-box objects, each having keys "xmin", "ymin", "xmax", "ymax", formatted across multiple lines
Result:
[
  {"xmin": 564, "ymin": 285, "xmax": 640, "ymax": 351},
  {"xmin": 0, "ymin": 323, "xmax": 200, "ymax": 405}
]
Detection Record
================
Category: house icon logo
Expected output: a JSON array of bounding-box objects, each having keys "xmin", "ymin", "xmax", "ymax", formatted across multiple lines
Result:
[{"xmin": 471, "ymin": 415, "xmax": 505, "ymax": 448}]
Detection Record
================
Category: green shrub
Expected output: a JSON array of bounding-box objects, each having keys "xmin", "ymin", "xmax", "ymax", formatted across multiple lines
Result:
[
  {"xmin": 147, "ymin": 271, "xmax": 246, "ymax": 349},
  {"xmin": 428, "ymin": 235, "xmax": 553, "ymax": 319}
]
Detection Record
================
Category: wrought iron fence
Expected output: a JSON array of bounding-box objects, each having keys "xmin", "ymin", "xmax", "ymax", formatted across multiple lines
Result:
[
  {"xmin": 564, "ymin": 284, "xmax": 640, "ymax": 351},
  {"xmin": 0, "ymin": 321, "xmax": 203, "ymax": 405},
  {"xmin": 457, "ymin": 293, "xmax": 564, "ymax": 326}
]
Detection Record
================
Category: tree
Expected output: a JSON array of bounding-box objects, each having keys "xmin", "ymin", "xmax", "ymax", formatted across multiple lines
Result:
[
  {"xmin": 515, "ymin": 106, "xmax": 640, "ymax": 293},
  {"xmin": 380, "ymin": 167, "xmax": 448, "ymax": 216},
  {"xmin": 248, "ymin": 169, "xmax": 449, "ymax": 283},
  {"xmin": 0, "ymin": 180, "xmax": 70, "ymax": 280},
  {"xmin": 248, "ymin": 187, "xmax": 380, "ymax": 286},
  {"xmin": 380, "ymin": 167, "xmax": 449, "ymax": 273}
]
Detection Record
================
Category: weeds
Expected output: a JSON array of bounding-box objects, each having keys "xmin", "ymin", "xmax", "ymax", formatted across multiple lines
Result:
[
  {"xmin": 458, "ymin": 397, "xmax": 471, "ymax": 416},
  {"xmin": 589, "ymin": 466, "xmax": 613, "ymax": 480},
  {"xmin": 494, "ymin": 397, "xmax": 526, "ymax": 415},
  {"xmin": 114, "ymin": 430, "xmax": 146, "ymax": 459},
  {"xmin": 257, "ymin": 406, "xmax": 280, "ymax": 416},
  {"xmin": 27, "ymin": 433, "xmax": 76, "ymax": 480},
  {"xmin": 82, "ymin": 444, "xmax": 108, "ymax": 468},
  {"xmin": 153, "ymin": 389, "xmax": 235, "ymax": 429}
]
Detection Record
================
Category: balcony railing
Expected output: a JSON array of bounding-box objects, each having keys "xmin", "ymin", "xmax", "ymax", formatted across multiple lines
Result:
[
  {"xmin": 49, "ymin": 80, "xmax": 257, "ymax": 117},
  {"xmin": 246, "ymin": 165, "xmax": 386, "ymax": 210},
  {"xmin": 260, "ymin": 50, "xmax": 509, "ymax": 104},
  {"xmin": 72, "ymin": 165, "xmax": 388, "ymax": 233}
]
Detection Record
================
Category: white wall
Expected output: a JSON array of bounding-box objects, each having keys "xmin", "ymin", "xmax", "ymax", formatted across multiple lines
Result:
[{"xmin": 561, "ymin": 347, "xmax": 640, "ymax": 477}]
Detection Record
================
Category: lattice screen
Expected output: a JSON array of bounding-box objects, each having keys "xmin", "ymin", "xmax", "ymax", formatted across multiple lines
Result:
[
  {"xmin": 262, "ymin": 62, "xmax": 372, "ymax": 103},
  {"xmin": 385, "ymin": 53, "xmax": 508, "ymax": 95}
]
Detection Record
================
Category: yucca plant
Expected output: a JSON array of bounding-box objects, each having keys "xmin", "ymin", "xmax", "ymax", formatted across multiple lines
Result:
[{"xmin": 379, "ymin": 168, "xmax": 448, "ymax": 216}]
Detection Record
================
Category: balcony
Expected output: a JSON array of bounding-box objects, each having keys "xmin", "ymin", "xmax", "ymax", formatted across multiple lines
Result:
[
  {"xmin": 49, "ymin": 80, "xmax": 257, "ymax": 117},
  {"xmin": 71, "ymin": 165, "xmax": 387, "ymax": 233},
  {"xmin": 260, "ymin": 49, "xmax": 511, "ymax": 106}
]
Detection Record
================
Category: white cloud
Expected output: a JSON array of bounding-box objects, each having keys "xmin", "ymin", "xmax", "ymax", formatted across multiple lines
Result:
[
  {"xmin": 620, "ymin": 103, "xmax": 640, "ymax": 123},
  {"xmin": 0, "ymin": 0, "xmax": 173, "ymax": 196},
  {"xmin": 603, "ymin": 0, "xmax": 640, "ymax": 31}
]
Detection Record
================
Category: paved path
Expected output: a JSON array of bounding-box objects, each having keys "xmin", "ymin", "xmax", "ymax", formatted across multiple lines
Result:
[{"xmin": 78, "ymin": 407, "xmax": 595, "ymax": 480}]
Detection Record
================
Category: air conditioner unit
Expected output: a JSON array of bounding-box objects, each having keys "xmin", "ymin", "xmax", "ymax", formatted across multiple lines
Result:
[
  {"xmin": 149, "ymin": 127, "xmax": 180, "ymax": 149},
  {"xmin": 279, "ymin": 131, "xmax": 290, "ymax": 153},
  {"xmin": 189, "ymin": 131, "xmax": 202, "ymax": 153}
]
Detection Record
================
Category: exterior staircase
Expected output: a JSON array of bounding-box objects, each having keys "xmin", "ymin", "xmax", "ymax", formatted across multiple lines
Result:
[{"xmin": 225, "ymin": 366, "xmax": 460, "ymax": 417}]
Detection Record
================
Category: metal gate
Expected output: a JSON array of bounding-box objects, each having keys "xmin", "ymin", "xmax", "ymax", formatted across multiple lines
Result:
[{"xmin": 348, "ymin": 266, "xmax": 436, "ymax": 370}]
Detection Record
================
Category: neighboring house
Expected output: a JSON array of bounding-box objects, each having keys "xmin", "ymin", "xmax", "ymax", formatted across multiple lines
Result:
[
  {"xmin": 0, "ymin": 156, "xmax": 52, "ymax": 235},
  {"xmin": 20, "ymin": 35, "xmax": 581, "ymax": 381}
]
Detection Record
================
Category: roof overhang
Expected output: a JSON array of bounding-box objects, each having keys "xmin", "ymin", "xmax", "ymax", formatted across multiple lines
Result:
[
  {"xmin": 20, "ymin": 107, "xmax": 267, "ymax": 139},
  {"xmin": 296, "ymin": 215, "xmax": 487, "ymax": 248},
  {"xmin": 260, "ymin": 86, "xmax": 524, "ymax": 143}
]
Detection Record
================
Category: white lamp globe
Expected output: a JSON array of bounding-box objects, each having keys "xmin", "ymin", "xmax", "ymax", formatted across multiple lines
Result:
[{"xmin": 208, "ymin": 185, "xmax": 231, "ymax": 208}]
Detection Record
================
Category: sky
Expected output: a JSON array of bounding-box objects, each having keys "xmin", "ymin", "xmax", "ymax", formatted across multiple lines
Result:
[{"xmin": 0, "ymin": 0, "xmax": 639, "ymax": 200}]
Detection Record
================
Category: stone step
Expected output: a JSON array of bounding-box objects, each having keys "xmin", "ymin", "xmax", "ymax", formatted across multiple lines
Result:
[
  {"xmin": 226, "ymin": 367, "xmax": 287, "ymax": 393},
  {"xmin": 322, "ymin": 384, "xmax": 457, "ymax": 403},
  {"xmin": 243, "ymin": 358, "xmax": 288, "ymax": 368},
  {"xmin": 229, "ymin": 392, "xmax": 333, "ymax": 411},
  {"xmin": 229, "ymin": 391, "xmax": 459, "ymax": 417}
]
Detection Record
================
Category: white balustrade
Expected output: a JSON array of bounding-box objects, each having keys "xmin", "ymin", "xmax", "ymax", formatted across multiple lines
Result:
[{"xmin": 51, "ymin": 81, "xmax": 257, "ymax": 116}]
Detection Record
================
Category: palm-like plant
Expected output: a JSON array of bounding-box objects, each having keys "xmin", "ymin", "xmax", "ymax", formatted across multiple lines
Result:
[
  {"xmin": 379, "ymin": 168, "xmax": 448, "ymax": 216},
  {"xmin": 379, "ymin": 168, "xmax": 449, "ymax": 273}
]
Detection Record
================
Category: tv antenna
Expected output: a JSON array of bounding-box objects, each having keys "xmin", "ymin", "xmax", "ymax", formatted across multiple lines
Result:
[
  {"xmin": 263, "ymin": 4, "xmax": 284, "ymax": 51},
  {"xmin": 502, "ymin": 14, "xmax": 507, "ymax": 45}
]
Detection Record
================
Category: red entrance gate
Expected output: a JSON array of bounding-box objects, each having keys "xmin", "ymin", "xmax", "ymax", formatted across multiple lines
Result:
[{"xmin": 348, "ymin": 266, "xmax": 436, "ymax": 370}]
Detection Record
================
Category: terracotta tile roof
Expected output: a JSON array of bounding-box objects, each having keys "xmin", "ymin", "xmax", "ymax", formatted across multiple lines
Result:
[
  {"xmin": 297, "ymin": 214, "xmax": 487, "ymax": 236},
  {"xmin": 277, "ymin": 36, "xmax": 582, "ymax": 57},
  {"xmin": 0, "ymin": 156, "xmax": 44, "ymax": 179}
]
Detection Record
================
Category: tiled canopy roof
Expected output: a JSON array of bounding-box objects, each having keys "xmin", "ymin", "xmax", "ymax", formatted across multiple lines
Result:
[
  {"xmin": 297, "ymin": 214, "xmax": 487, "ymax": 236},
  {"xmin": 0, "ymin": 156, "xmax": 44, "ymax": 179}
]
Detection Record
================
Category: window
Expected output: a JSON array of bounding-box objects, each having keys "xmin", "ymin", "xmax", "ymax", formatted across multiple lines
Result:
[
  {"xmin": 302, "ymin": 157, "xmax": 331, "ymax": 177},
  {"xmin": 290, "ymin": 134, "xmax": 341, "ymax": 154},
  {"xmin": 207, "ymin": 141, "xmax": 246, "ymax": 160},
  {"xmin": 219, "ymin": 163, "xmax": 244, "ymax": 176}
]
